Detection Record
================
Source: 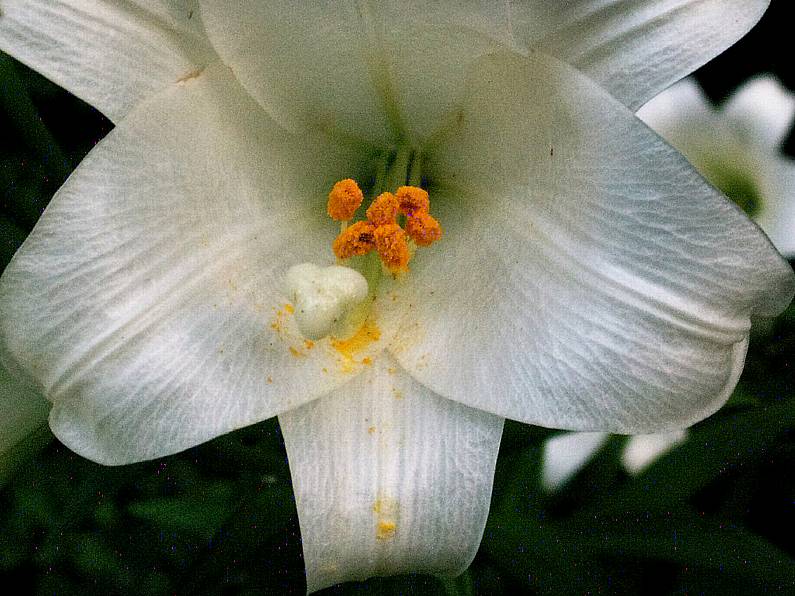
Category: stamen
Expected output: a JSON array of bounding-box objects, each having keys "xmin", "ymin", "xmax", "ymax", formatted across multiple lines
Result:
[
  {"xmin": 328, "ymin": 178, "xmax": 440, "ymax": 274},
  {"xmin": 327, "ymin": 178, "xmax": 364, "ymax": 222},
  {"xmin": 333, "ymin": 221, "xmax": 376, "ymax": 259},
  {"xmin": 366, "ymin": 192, "xmax": 399, "ymax": 225},
  {"xmin": 373, "ymin": 224, "xmax": 410, "ymax": 274},
  {"xmin": 395, "ymin": 186, "xmax": 429, "ymax": 216},
  {"xmin": 405, "ymin": 211, "xmax": 442, "ymax": 247}
]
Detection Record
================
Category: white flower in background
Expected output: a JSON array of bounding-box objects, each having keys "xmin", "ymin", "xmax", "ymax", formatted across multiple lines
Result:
[
  {"xmin": 1, "ymin": 2, "xmax": 793, "ymax": 592},
  {"xmin": 638, "ymin": 75, "xmax": 795, "ymax": 256},
  {"xmin": 541, "ymin": 430, "xmax": 687, "ymax": 492}
]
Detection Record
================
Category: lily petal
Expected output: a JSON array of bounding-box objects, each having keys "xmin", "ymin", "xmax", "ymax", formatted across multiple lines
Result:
[
  {"xmin": 530, "ymin": 0, "xmax": 769, "ymax": 110},
  {"xmin": 199, "ymin": 1, "xmax": 511, "ymax": 145},
  {"xmin": 394, "ymin": 52, "xmax": 794, "ymax": 433},
  {"xmin": 722, "ymin": 76, "xmax": 795, "ymax": 151},
  {"xmin": 0, "ymin": 62, "xmax": 383, "ymax": 464},
  {"xmin": 279, "ymin": 355, "xmax": 503, "ymax": 593},
  {"xmin": 0, "ymin": 0, "xmax": 214, "ymax": 122}
]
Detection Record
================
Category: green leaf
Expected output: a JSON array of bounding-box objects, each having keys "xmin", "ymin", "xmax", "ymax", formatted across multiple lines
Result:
[
  {"xmin": 564, "ymin": 512, "xmax": 795, "ymax": 590},
  {"xmin": 483, "ymin": 513, "xmax": 616, "ymax": 594},
  {"xmin": 127, "ymin": 482, "xmax": 236, "ymax": 540}
]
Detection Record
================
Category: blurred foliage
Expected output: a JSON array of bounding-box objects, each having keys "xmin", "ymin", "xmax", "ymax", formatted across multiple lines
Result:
[{"xmin": 1, "ymin": 1, "xmax": 794, "ymax": 593}]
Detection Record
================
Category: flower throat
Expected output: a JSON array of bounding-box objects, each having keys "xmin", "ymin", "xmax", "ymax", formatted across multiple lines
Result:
[{"xmin": 285, "ymin": 146, "xmax": 442, "ymax": 342}]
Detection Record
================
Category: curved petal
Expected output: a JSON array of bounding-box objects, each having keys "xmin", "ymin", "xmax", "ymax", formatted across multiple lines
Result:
[
  {"xmin": 0, "ymin": 1, "xmax": 214, "ymax": 122},
  {"xmin": 198, "ymin": 1, "xmax": 512, "ymax": 145},
  {"xmin": 0, "ymin": 62, "xmax": 388, "ymax": 465},
  {"xmin": 392, "ymin": 52, "xmax": 795, "ymax": 433},
  {"xmin": 722, "ymin": 76, "xmax": 795, "ymax": 151},
  {"xmin": 541, "ymin": 431, "xmax": 608, "ymax": 492},
  {"xmin": 279, "ymin": 355, "xmax": 503, "ymax": 593},
  {"xmin": 524, "ymin": 0, "xmax": 769, "ymax": 111}
]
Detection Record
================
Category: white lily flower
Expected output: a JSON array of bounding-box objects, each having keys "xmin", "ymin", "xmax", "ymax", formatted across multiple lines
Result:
[
  {"xmin": 1, "ymin": 2, "xmax": 793, "ymax": 592},
  {"xmin": 541, "ymin": 429, "xmax": 688, "ymax": 492},
  {"xmin": 638, "ymin": 75, "xmax": 795, "ymax": 256}
]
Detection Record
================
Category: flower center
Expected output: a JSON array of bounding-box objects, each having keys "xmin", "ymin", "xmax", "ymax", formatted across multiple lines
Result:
[{"xmin": 285, "ymin": 146, "xmax": 442, "ymax": 342}]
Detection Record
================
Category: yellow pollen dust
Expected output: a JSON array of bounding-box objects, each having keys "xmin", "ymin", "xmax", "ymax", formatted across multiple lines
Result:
[
  {"xmin": 330, "ymin": 181, "xmax": 442, "ymax": 274},
  {"xmin": 331, "ymin": 320, "xmax": 381, "ymax": 360},
  {"xmin": 376, "ymin": 521, "xmax": 397, "ymax": 540}
]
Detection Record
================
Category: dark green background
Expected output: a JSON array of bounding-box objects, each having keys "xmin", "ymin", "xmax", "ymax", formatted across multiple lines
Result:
[{"xmin": 1, "ymin": 2, "xmax": 794, "ymax": 594}]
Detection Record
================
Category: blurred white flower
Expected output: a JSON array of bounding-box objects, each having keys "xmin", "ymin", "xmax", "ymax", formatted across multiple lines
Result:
[
  {"xmin": 541, "ymin": 429, "xmax": 687, "ymax": 492},
  {"xmin": 1, "ymin": 2, "xmax": 793, "ymax": 592},
  {"xmin": 638, "ymin": 75, "xmax": 795, "ymax": 256}
]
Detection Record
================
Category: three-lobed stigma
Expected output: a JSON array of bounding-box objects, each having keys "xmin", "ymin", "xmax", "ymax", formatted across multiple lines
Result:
[{"xmin": 328, "ymin": 179, "xmax": 442, "ymax": 274}]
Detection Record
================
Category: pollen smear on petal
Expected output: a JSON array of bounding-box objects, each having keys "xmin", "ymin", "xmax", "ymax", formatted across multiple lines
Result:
[
  {"xmin": 327, "ymin": 178, "xmax": 364, "ymax": 221},
  {"xmin": 374, "ymin": 224, "xmax": 410, "ymax": 273},
  {"xmin": 395, "ymin": 185, "xmax": 429, "ymax": 216},
  {"xmin": 406, "ymin": 211, "xmax": 442, "ymax": 247},
  {"xmin": 366, "ymin": 192, "xmax": 399, "ymax": 225},
  {"xmin": 376, "ymin": 520, "xmax": 397, "ymax": 540},
  {"xmin": 332, "ymin": 220, "xmax": 375, "ymax": 259}
]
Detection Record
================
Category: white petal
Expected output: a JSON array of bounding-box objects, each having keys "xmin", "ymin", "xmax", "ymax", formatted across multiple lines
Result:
[
  {"xmin": 198, "ymin": 1, "xmax": 513, "ymax": 145},
  {"xmin": 530, "ymin": 0, "xmax": 769, "ymax": 110},
  {"xmin": 621, "ymin": 429, "xmax": 687, "ymax": 475},
  {"xmin": 722, "ymin": 75, "xmax": 795, "ymax": 151},
  {"xmin": 279, "ymin": 356, "xmax": 503, "ymax": 593},
  {"xmin": 0, "ymin": 62, "xmax": 388, "ymax": 464},
  {"xmin": 541, "ymin": 432, "xmax": 608, "ymax": 492},
  {"xmin": 0, "ymin": 1, "xmax": 214, "ymax": 122},
  {"xmin": 392, "ymin": 52, "xmax": 794, "ymax": 433}
]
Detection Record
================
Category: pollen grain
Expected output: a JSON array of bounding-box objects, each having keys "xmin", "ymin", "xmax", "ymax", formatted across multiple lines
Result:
[
  {"xmin": 332, "ymin": 220, "xmax": 376, "ymax": 259},
  {"xmin": 406, "ymin": 211, "xmax": 442, "ymax": 247},
  {"xmin": 327, "ymin": 178, "xmax": 364, "ymax": 221},
  {"xmin": 366, "ymin": 192, "xmax": 399, "ymax": 225},
  {"xmin": 395, "ymin": 185, "xmax": 429, "ymax": 216},
  {"xmin": 373, "ymin": 224, "xmax": 410, "ymax": 273}
]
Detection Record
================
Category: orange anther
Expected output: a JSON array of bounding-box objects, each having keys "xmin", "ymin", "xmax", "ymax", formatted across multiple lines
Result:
[
  {"xmin": 328, "ymin": 179, "xmax": 364, "ymax": 221},
  {"xmin": 406, "ymin": 211, "xmax": 442, "ymax": 247},
  {"xmin": 373, "ymin": 223, "xmax": 410, "ymax": 273},
  {"xmin": 332, "ymin": 220, "xmax": 376, "ymax": 259},
  {"xmin": 395, "ymin": 186, "xmax": 429, "ymax": 216},
  {"xmin": 366, "ymin": 192, "xmax": 399, "ymax": 225}
]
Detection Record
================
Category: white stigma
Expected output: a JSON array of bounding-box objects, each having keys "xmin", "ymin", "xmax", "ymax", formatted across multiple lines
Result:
[{"xmin": 284, "ymin": 263, "xmax": 369, "ymax": 340}]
